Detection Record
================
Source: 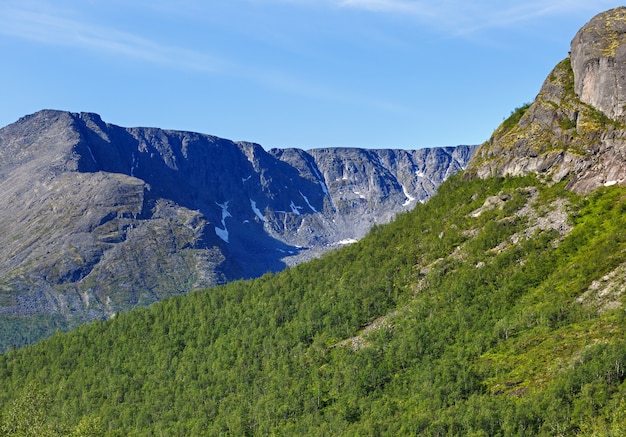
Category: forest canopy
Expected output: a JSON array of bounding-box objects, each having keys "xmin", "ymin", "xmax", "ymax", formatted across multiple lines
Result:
[{"xmin": 1, "ymin": 174, "xmax": 626, "ymax": 435}]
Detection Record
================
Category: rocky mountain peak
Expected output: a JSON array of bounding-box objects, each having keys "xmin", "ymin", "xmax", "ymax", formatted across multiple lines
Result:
[
  {"xmin": 571, "ymin": 7, "xmax": 626, "ymax": 121},
  {"xmin": 467, "ymin": 7, "xmax": 626, "ymax": 194},
  {"xmin": 0, "ymin": 110, "xmax": 476, "ymax": 349}
]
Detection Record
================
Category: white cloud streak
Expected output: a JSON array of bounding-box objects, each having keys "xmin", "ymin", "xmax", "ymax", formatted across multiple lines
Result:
[
  {"xmin": 338, "ymin": 0, "xmax": 425, "ymax": 14},
  {"xmin": 0, "ymin": 2, "xmax": 408, "ymax": 114},
  {"xmin": 2, "ymin": 0, "xmax": 616, "ymax": 117},
  {"xmin": 243, "ymin": 0, "xmax": 621, "ymax": 37},
  {"xmin": 335, "ymin": 0, "xmax": 621, "ymax": 34},
  {"xmin": 0, "ymin": 5, "xmax": 227, "ymax": 72}
]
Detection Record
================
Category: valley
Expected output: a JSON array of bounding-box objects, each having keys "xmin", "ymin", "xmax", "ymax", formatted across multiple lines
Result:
[{"xmin": 2, "ymin": 6, "xmax": 626, "ymax": 436}]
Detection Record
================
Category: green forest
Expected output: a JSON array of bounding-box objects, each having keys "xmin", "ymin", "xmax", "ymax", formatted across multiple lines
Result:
[{"xmin": 1, "ymin": 173, "xmax": 626, "ymax": 435}]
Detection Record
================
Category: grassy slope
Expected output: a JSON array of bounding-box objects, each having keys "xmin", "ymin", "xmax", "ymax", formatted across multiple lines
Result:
[{"xmin": 0, "ymin": 174, "xmax": 626, "ymax": 435}]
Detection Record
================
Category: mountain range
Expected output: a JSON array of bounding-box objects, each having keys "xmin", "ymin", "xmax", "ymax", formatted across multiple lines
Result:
[
  {"xmin": 0, "ymin": 110, "xmax": 474, "ymax": 349},
  {"xmin": 2, "ymin": 6, "xmax": 626, "ymax": 436}
]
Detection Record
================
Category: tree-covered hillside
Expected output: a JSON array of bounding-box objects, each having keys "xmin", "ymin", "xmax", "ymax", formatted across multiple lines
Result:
[{"xmin": 1, "ymin": 173, "xmax": 625, "ymax": 435}]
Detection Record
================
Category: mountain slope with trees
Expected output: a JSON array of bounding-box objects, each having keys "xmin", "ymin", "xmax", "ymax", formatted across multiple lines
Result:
[
  {"xmin": 2, "ymin": 6, "xmax": 626, "ymax": 437},
  {"xmin": 0, "ymin": 110, "xmax": 473, "ymax": 352},
  {"xmin": 1, "ymin": 173, "xmax": 625, "ymax": 435}
]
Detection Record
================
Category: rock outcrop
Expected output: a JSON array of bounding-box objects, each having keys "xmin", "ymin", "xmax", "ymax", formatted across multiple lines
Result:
[
  {"xmin": 467, "ymin": 7, "xmax": 626, "ymax": 194},
  {"xmin": 571, "ymin": 6, "xmax": 626, "ymax": 121},
  {"xmin": 0, "ymin": 109, "xmax": 475, "ymax": 349}
]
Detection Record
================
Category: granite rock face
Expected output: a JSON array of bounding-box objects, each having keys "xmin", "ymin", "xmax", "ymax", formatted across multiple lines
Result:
[
  {"xmin": 571, "ymin": 7, "xmax": 626, "ymax": 121},
  {"xmin": 467, "ymin": 7, "xmax": 626, "ymax": 194},
  {"xmin": 0, "ymin": 110, "xmax": 475, "ymax": 348}
]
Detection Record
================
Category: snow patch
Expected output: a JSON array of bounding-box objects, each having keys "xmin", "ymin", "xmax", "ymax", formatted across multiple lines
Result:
[
  {"xmin": 290, "ymin": 201, "xmax": 302, "ymax": 215},
  {"xmin": 311, "ymin": 166, "xmax": 328, "ymax": 195},
  {"xmin": 215, "ymin": 227, "xmax": 229, "ymax": 243},
  {"xmin": 337, "ymin": 238, "xmax": 358, "ymax": 245},
  {"xmin": 215, "ymin": 201, "xmax": 232, "ymax": 243},
  {"xmin": 250, "ymin": 199, "xmax": 265, "ymax": 222},
  {"xmin": 300, "ymin": 191, "xmax": 317, "ymax": 212},
  {"xmin": 310, "ymin": 164, "xmax": 336, "ymax": 211},
  {"xmin": 353, "ymin": 190, "xmax": 366, "ymax": 199},
  {"xmin": 402, "ymin": 185, "xmax": 415, "ymax": 206},
  {"xmin": 604, "ymin": 180, "xmax": 618, "ymax": 187},
  {"xmin": 217, "ymin": 201, "xmax": 232, "ymax": 221}
]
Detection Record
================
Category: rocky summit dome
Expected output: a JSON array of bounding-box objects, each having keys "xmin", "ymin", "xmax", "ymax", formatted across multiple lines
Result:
[
  {"xmin": 570, "ymin": 6, "xmax": 626, "ymax": 121},
  {"xmin": 467, "ymin": 6, "xmax": 626, "ymax": 194}
]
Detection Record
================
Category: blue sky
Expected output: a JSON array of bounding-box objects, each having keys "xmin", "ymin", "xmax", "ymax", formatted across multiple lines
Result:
[{"xmin": 0, "ymin": 1, "xmax": 623, "ymax": 150}]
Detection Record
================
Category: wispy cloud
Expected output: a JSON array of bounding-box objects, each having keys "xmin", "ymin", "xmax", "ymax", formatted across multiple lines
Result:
[
  {"xmin": 0, "ymin": 2, "xmax": 407, "ymax": 114},
  {"xmin": 0, "ymin": 4, "xmax": 227, "ymax": 72},
  {"xmin": 248, "ymin": 0, "xmax": 619, "ymax": 36},
  {"xmin": 338, "ymin": 0, "xmax": 425, "ymax": 14},
  {"xmin": 334, "ymin": 0, "xmax": 621, "ymax": 34}
]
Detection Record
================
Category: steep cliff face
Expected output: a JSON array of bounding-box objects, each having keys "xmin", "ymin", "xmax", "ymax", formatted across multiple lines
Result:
[
  {"xmin": 270, "ymin": 146, "xmax": 473, "ymax": 251},
  {"xmin": 571, "ymin": 6, "xmax": 626, "ymax": 121},
  {"xmin": 468, "ymin": 7, "xmax": 626, "ymax": 194},
  {"xmin": 0, "ymin": 110, "xmax": 475, "ymax": 348},
  {"xmin": 0, "ymin": 111, "xmax": 232, "ymax": 328}
]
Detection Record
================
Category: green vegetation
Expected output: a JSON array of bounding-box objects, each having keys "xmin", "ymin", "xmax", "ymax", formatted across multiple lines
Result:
[
  {"xmin": 471, "ymin": 58, "xmax": 626, "ymax": 175},
  {"xmin": 501, "ymin": 103, "xmax": 531, "ymax": 132},
  {"xmin": 0, "ymin": 314, "xmax": 68, "ymax": 354},
  {"xmin": 1, "ymin": 174, "xmax": 626, "ymax": 435}
]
